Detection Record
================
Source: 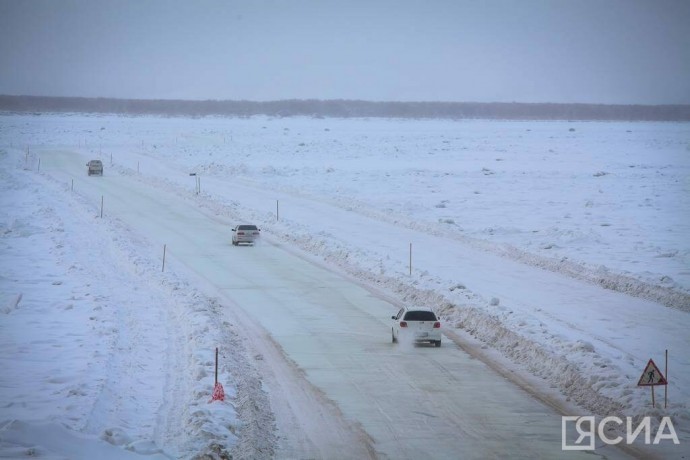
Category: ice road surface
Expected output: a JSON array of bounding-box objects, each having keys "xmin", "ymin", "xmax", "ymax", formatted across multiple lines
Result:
[{"xmin": 1, "ymin": 114, "xmax": 688, "ymax": 458}]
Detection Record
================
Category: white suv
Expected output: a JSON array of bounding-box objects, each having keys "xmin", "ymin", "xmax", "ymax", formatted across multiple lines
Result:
[{"xmin": 391, "ymin": 306, "xmax": 442, "ymax": 347}]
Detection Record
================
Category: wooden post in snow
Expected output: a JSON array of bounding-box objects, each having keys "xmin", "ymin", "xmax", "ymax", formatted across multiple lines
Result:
[
  {"xmin": 162, "ymin": 244, "xmax": 167, "ymax": 272},
  {"xmin": 665, "ymin": 349, "xmax": 668, "ymax": 409},
  {"xmin": 409, "ymin": 243, "xmax": 412, "ymax": 276}
]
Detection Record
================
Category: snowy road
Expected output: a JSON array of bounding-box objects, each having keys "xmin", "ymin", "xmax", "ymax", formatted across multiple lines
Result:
[{"xmin": 35, "ymin": 149, "xmax": 639, "ymax": 459}]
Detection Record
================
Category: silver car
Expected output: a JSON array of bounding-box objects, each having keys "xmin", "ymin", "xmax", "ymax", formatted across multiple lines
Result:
[
  {"xmin": 391, "ymin": 306, "xmax": 442, "ymax": 347},
  {"xmin": 232, "ymin": 224, "xmax": 260, "ymax": 246}
]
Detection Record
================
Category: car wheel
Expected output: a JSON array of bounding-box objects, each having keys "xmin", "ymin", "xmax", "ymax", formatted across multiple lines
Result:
[
  {"xmin": 435, "ymin": 340, "xmax": 441, "ymax": 348},
  {"xmin": 392, "ymin": 329, "xmax": 397, "ymax": 343}
]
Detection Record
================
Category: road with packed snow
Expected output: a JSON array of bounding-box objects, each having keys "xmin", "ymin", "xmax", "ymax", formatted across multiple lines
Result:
[{"xmin": 31, "ymin": 148, "xmax": 643, "ymax": 459}]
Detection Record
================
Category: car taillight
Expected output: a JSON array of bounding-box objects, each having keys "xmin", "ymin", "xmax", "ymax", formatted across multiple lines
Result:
[
  {"xmin": 400, "ymin": 321, "xmax": 407, "ymax": 328},
  {"xmin": 433, "ymin": 322, "xmax": 441, "ymax": 328}
]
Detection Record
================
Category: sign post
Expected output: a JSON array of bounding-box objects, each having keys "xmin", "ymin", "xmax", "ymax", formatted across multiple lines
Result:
[{"xmin": 637, "ymin": 358, "xmax": 668, "ymax": 408}]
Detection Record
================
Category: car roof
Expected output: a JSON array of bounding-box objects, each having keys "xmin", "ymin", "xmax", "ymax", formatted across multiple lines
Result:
[{"xmin": 403, "ymin": 306, "xmax": 434, "ymax": 312}]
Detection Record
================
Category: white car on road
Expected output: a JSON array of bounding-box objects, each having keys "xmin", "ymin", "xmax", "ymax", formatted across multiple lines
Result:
[
  {"xmin": 391, "ymin": 306, "xmax": 442, "ymax": 347},
  {"xmin": 232, "ymin": 224, "xmax": 260, "ymax": 246}
]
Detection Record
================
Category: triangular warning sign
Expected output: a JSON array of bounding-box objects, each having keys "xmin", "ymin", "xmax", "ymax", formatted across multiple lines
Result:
[{"xmin": 637, "ymin": 359, "xmax": 667, "ymax": 386}]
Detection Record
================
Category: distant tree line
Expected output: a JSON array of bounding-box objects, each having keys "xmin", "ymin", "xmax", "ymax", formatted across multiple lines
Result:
[{"xmin": 1, "ymin": 95, "xmax": 688, "ymax": 121}]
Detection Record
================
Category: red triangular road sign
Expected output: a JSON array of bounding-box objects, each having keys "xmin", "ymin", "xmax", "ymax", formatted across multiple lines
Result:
[
  {"xmin": 209, "ymin": 382, "xmax": 225, "ymax": 402},
  {"xmin": 637, "ymin": 359, "xmax": 667, "ymax": 386}
]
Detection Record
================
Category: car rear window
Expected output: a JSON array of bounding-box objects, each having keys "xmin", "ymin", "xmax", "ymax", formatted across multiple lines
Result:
[
  {"xmin": 238, "ymin": 225, "xmax": 258, "ymax": 231},
  {"xmin": 403, "ymin": 310, "xmax": 437, "ymax": 321}
]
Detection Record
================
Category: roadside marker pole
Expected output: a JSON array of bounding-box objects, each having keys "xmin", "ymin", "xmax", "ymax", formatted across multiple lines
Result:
[
  {"xmin": 162, "ymin": 244, "xmax": 167, "ymax": 272},
  {"xmin": 37, "ymin": 158, "xmax": 41, "ymax": 172},
  {"xmin": 665, "ymin": 349, "xmax": 668, "ymax": 409},
  {"xmin": 71, "ymin": 179, "xmax": 74, "ymax": 191},
  {"xmin": 276, "ymin": 200, "xmax": 279, "ymax": 221},
  {"xmin": 100, "ymin": 196, "xmax": 104, "ymax": 218},
  {"xmin": 210, "ymin": 348, "xmax": 225, "ymax": 402},
  {"xmin": 409, "ymin": 243, "xmax": 412, "ymax": 276}
]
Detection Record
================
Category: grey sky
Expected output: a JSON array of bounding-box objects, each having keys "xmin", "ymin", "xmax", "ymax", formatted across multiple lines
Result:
[{"xmin": 1, "ymin": 0, "xmax": 689, "ymax": 104}]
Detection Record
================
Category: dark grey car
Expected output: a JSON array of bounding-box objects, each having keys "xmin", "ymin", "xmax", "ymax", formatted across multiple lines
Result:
[{"xmin": 87, "ymin": 160, "xmax": 103, "ymax": 176}]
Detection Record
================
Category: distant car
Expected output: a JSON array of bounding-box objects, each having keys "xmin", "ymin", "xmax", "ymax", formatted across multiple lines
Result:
[
  {"xmin": 87, "ymin": 160, "xmax": 103, "ymax": 176},
  {"xmin": 232, "ymin": 224, "xmax": 260, "ymax": 245},
  {"xmin": 391, "ymin": 306, "xmax": 441, "ymax": 347}
]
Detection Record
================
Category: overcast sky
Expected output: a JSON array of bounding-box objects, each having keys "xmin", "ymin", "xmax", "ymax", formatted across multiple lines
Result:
[{"xmin": 1, "ymin": 0, "xmax": 689, "ymax": 104}]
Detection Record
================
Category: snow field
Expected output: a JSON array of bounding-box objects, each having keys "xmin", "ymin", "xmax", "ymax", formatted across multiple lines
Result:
[
  {"xmin": 1, "ymin": 113, "xmax": 689, "ymax": 457},
  {"xmin": 0, "ymin": 147, "xmax": 273, "ymax": 458}
]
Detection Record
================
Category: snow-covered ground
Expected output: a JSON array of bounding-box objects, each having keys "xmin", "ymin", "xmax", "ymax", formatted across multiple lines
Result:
[{"xmin": 1, "ymin": 113, "xmax": 688, "ymax": 458}]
